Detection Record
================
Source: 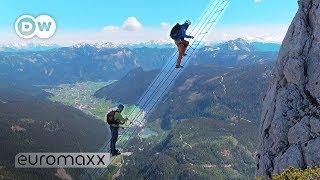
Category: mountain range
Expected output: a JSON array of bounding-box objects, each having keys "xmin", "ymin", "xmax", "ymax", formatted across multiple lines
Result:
[
  {"xmin": 0, "ymin": 38, "xmax": 279, "ymax": 85},
  {"xmin": 0, "ymin": 43, "xmax": 61, "ymax": 52},
  {"xmin": 0, "ymin": 39, "xmax": 280, "ymax": 53}
]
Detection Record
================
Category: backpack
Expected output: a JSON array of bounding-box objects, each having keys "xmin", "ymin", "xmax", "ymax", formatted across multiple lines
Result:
[
  {"xmin": 106, "ymin": 110, "xmax": 118, "ymax": 125},
  {"xmin": 170, "ymin": 23, "xmax": 181, "ymax": 40}
]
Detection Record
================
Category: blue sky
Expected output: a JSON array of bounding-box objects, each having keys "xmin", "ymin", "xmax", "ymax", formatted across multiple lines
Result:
[{"xmin": 0, "ymin": 0, "xmax": 298, "ymax": 45}]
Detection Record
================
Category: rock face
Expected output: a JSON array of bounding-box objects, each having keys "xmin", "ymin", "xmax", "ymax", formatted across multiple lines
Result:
[{"xmin": 256, "ymin": 0, "xmax": 320, "ymax": 177}]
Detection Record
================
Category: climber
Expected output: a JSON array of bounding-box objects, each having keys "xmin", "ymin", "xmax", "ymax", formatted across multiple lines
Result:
[
  {"xmin": 170, "ymin": 20, "xmax": 194, "ymax": 68},
  {"xmin": 106, "ymin": 104, "xmax": 128, "ymax": 156}
]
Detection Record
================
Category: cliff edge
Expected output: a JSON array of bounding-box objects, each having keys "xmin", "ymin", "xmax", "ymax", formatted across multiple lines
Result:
[{"xmin": 256, "ymin": 0, "xmax": 320, "ymax": 177}]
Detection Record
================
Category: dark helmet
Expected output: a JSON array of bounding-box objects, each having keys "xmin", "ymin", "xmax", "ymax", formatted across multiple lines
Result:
[
  {"xmin": 185, "ymin": 20, "xmax": 191, "ymax": 25},
  {"xmin": 117, "ymin": 104, "xmax": 124, "ymax": 110}
]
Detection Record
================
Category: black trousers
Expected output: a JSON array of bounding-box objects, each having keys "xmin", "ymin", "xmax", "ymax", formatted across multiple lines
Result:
[{"xmin": 110, "ymin": 126, "xmax": 119, "ymax": 153}]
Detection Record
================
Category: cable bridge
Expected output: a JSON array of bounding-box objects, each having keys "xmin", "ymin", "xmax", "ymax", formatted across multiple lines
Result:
[{"xmin": 82, "ymin": 0, "xmax": 229, "ymax": 179}]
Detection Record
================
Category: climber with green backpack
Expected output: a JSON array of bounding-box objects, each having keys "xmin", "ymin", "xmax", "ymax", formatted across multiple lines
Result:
[
  {"xmin": 170, "ymin": 20, "xmax": 194, "ymax": 68},
  {"xmin": 106, "ymin": 104, "xmax": 128, "ymax": 156}
]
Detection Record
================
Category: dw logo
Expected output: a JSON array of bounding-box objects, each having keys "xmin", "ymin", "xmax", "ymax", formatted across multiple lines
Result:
[{"xmin": 15, "ymin": 14, "xmax": 56, "ymax": 39}]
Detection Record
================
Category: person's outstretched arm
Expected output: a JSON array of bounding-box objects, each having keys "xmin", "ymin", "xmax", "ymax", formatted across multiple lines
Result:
[{"xmin": 181, "ymin": 24, "xmax": 194, "ymax": 39}]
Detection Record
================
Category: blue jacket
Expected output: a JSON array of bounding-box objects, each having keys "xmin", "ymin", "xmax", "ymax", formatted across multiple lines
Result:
[{"xmin": 176, "ymin": 23, "xmax": 192, "ymax": 40}]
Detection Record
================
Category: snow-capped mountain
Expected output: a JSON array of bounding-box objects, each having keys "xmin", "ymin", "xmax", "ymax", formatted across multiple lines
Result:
[
  {"xmin": 0, "ymin": 38, "xmax": 278, "ymax": 85},
  {"xmin": 72, "ymin": 42, "xmax": 119, "ymax": 49},
  {"xmin": 0, "ymin": 38, "xmax": 280, "ymax": 53},
  {"xmin": 193, "ymin": 38, "xmax": 278, "ymax": 66},
  {"xmin": 0, "ymin": 43, "xmax": 61, "ymax": 52},
  {"xmin": 206, "ymin": 38, "xmax": 280, "ymax": 52},
  {"xmin": 71, "ymin": 40, "xmax": 174, "ymax": 49},
  {"xmin": 122, "ymin": 40, "xmax": 174, "ymax": 48},
  {"xmin": 216, "ymin": 38, "xmax": 253, "ymax": 52}
]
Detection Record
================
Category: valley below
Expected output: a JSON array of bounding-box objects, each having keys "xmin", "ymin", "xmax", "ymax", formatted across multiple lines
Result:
[{"xmin": 0, "ymin": 39, "xmax": 278, "ymax": 179}]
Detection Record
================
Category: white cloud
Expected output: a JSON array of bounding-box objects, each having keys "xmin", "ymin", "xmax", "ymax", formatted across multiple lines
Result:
[
  {"xmin": 102, "ymin": 25, "xmax": 119, "ymax": 31},
  {"xmin": 254, "ymin": 0, "xmax": 262, "ymax": 3},
  {"xmin": 122, "ymin": 17, "xmax": 142, "ymax": 31},
  {"xmin": 160, "ymin": 22, "xmax": 171, "ymax": 30},
  {"xmin": 102, "ymin": 16, "xmax": 143, "ymax": 32}
]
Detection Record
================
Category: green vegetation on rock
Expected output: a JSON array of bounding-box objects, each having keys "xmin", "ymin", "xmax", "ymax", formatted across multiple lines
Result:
[{"xmin": 272, "ymin": 168, "xmax": 320, "ymax": 180}]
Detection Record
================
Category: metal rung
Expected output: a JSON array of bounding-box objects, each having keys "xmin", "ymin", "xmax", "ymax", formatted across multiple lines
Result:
[
  {"xmin": 207, "ymin": 20, "xmax": 217, "ymax": 24},
  {"xmin": 213, "ymin": 9, "xmax": 224, "ymax": 13},
  {"xmin": 199, "ymin": 32, "xmax": 208, "ymax": 35}
]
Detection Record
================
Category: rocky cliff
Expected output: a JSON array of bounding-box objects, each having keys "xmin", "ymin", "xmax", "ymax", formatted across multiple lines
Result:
[{"xmin": 256, "ymin": 0, "xmax": 320, "ymax": 177}]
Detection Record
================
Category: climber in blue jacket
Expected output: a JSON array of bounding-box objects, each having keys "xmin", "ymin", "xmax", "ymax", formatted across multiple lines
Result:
[{"xmin": 170, "ymin": 20, "xmax": 194, "ymax": 68}]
